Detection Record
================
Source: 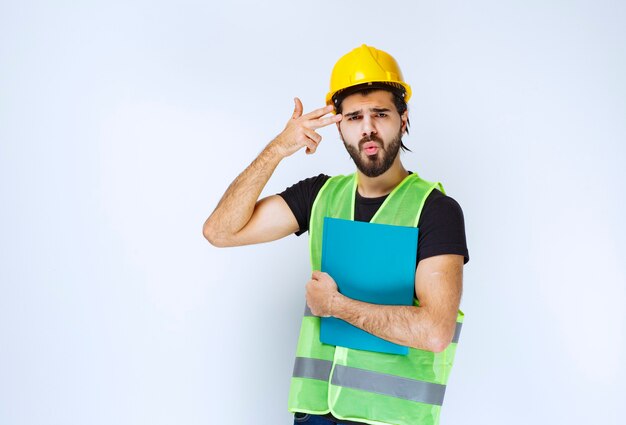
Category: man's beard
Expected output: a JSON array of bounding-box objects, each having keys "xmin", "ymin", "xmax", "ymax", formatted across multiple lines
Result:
[{"xmin": 343, "ymin": 130, "xmax": 403, "ymax": 178}]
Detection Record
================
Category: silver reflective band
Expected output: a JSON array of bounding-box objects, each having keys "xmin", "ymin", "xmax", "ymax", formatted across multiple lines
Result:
[
  {"xmin": 293, "ymin": 357, "xmax": 332, "ymax": 381},
  {"xmin": 331, "ymin": 365, "xmax": 447, "ymax": 406},
  {"xmin": 293, "ymin": 358, "xmax": 447, "ymax": 406},
  {"xmin": 452, "ymin": 322, "xmax": 462, "ymax": 343}
]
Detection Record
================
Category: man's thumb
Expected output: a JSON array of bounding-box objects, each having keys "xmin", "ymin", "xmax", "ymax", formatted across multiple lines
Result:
[{"xmin": 292, "ymin": 97, "xmax": 303, "ymax": 119}]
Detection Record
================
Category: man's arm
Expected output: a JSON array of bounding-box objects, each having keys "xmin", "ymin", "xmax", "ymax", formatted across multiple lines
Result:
[
  {"xmin": 203, "ymin": 99, "xmax": 342, "ymax": 247},
  {"xmin": 306, "ymin": 254, "xmax": 463, "ymax": 353}
]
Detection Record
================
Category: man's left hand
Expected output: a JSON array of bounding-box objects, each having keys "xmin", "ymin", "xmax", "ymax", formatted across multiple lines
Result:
[{"xmin": 306, "ymin": 271, "xmax": 341, "ymax": 317}]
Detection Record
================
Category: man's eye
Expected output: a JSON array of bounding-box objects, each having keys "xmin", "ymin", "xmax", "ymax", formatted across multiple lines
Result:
[
  {"xmin": 376, "ymin": 113, "xmax": 387, "ymax": 118},
  {"xmin": 347, "ymin": 115, "xmax": 361, "ymax": 121}
]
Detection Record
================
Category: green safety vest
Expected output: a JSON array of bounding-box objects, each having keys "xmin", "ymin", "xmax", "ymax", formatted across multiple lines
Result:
[{"xmin": 288, "ymin": 172, "xmax": 464, "ymax": 425}]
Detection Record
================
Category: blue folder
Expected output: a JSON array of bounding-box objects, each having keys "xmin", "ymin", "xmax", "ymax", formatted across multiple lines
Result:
[{"xmin": 320, "ymin": 217, "xmax": 418, "ymax": 355}]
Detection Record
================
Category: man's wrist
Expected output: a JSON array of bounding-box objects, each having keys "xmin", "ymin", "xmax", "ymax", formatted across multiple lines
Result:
[
  {"xmin": 260, "ymin": 140, "xmax": 279, "ymax": 160},
  {"xmin": 330, "ymin": 292, "xmax": 347, "ymax": 318},
  {"xmin": 265, "ymin": 136, "xmax": 290, "ymax": 160}
]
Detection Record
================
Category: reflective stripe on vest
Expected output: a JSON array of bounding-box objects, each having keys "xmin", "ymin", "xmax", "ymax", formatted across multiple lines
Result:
[
  {"xmin": 288, "ymin": 173, "xmax": 464, "ymax": 425},
  {"xmin": 293, "ymin": 357, "xmax": 332, "ymax": 381},
  {"xmin": 293, "ymin": 357, "xmax": 447, "ymax": 406}
]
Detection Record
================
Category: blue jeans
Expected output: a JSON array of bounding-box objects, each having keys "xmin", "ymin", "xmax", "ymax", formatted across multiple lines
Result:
[
  {"xmin": 293, "ymin": 413, "xmax": 335, "ymax": 424},
  {"xmin": 293, "ymin": 413, "xmax": 362, "ymax": 424}
]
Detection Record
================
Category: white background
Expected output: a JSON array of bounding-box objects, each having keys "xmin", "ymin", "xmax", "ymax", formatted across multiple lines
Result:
[{"xmin": 1, "ymin": 1, "xmax": 625, "ymax": 424}]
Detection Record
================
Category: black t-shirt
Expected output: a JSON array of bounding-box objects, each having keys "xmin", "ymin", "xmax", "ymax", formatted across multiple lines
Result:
[{"xmin": 278, "ymin": 173, "xmax": 469, "ymax": 265}]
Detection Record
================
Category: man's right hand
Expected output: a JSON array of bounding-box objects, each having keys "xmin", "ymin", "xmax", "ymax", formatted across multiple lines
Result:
[
  {"xmin": 271, "ymin": 98, "xmax": 343, "ymax": 157},
  {"xmin": 203, "ymin": 98, "xmax": 341, "ymax": 247}
]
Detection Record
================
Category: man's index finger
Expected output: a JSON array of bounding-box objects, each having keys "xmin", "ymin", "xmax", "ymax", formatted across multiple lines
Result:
[
  {"xmin": 310, "ymin": 113, "xmax": 343, "ymax": 130},
  {"xmin": 302, "ymin": 104, "xmax": 335, "ymax": 120}
]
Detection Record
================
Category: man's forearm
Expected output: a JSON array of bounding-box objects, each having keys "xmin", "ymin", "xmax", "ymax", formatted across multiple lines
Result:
[
  {"xmin": 203, "ymin": 142, "xmax": 283, "ymax": 242},
  {"xmin": 306, "ymin": 259, "xmax": 463, "ymax": 353},
  {"xmin": 203, "ymin": 100, "xmax": 341, "ymax": 246},
  {"xmin": 331, "ymin": 295, "xmax": 452, "ymax": 352}
]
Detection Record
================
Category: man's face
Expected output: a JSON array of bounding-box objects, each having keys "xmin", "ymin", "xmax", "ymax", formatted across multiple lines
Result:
[{"xmin": 337, "ymin": 90, "xmax": 407, "ymax": 178}]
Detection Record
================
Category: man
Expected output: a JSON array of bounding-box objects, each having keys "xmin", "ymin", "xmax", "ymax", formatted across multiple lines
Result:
[{"xmin": 203, "ymin": 45, "xmax": 468, "ymax": 425}]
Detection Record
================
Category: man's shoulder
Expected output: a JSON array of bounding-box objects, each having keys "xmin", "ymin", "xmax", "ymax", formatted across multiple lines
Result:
[
  {"xmin": 295, "ymin": 173, "xmax": 357, "ymax": 198},
  {"xmin": 277, "ymin": 173, "xmax": 333, "ymax": 237},
  {"xmin": 280, "ymin": 173, "xmax": 330, "ymax": 196},
  {"xmin": 300, "ymin": 173, "xmax": 333, "ymax": 187},
  {"xmin": 419, "ymin": 188, "xmax": 469, "ymax": 263},
  {"xmin": 424, "ymin": 189, "xmax": 464, "ymax": 212}
]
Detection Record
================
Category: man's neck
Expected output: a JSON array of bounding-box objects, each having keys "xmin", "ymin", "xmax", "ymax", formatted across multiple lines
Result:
[{"xmin": 356, "ymin": 159, "xmax": 409, "ymax": 198}]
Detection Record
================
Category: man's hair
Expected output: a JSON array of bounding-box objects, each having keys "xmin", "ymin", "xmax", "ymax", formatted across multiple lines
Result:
[{"xmin": 332, "ymin": 83, "xmax": 412, "ymax": 152}]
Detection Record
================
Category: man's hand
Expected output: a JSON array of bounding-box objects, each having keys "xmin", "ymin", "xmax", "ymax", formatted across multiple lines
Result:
[
  {"xmin": 202, "ymin": 97, "xmax": 341, "ymax": 248},
  {"xmin": 272, "ymin": 98, "xmax": 342, "ymax": 157},
  {"xmin": 306, "ymin": 271, "xmax": 342, "ymax": 317}
]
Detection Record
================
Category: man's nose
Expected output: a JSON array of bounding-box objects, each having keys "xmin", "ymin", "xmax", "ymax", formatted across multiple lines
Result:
[{"xmin": 361, "ymin": 116, "xmax": 376, "ymax": 137}]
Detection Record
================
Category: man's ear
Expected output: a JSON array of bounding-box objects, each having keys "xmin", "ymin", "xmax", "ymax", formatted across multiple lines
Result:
[{"xmin": 401, "ymin": 110, "xmax": 409, "ymax": 134}]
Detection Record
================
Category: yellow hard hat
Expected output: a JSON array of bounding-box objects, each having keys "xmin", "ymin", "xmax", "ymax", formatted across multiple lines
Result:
[{"xmin": 326, "ymin": 44, "xmax": 412, "ymax": 106}]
